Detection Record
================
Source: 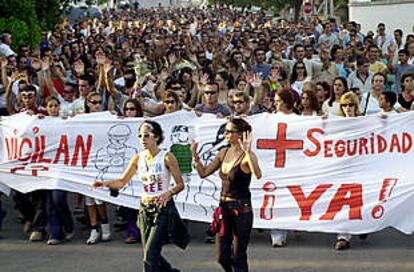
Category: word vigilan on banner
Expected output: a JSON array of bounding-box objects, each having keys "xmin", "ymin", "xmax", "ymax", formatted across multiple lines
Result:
[{"xmin": 3, "ymin": 127, "xmax": 93, "ymax": 168}]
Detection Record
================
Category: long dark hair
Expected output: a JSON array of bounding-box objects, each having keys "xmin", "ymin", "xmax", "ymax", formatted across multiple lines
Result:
[
  {"xmin": 139, "ymin": 120, "xmax": 164, "ymax": 146},
  {"xmin": 228, "ymin": 117, "xmax": 252, "ymax": 133},
  {"xmin": 290, "ymin": 61, "xmax": 307, "ymax": 84},
  {"xmin": 328, "ymin": 77, "xmax": 348, "ymax": 107},
  {"xmin": 84, "ymin": 92, "xmax": 102, "ymax": 113},
  {"xmin": 122, "ymin": 98, "xmax": 143, "ymax": 117}
]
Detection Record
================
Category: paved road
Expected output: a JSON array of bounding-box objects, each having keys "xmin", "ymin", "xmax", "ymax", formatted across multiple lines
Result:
[{"xmin": 1, "ymin": 194, "xmax": 414, "ymax": 272}]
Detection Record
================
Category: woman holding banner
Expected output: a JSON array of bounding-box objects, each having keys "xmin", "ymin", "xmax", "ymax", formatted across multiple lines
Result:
[
  {"xmin": 42, "ymin": 96, "xmax": 75, "ymax": 245},
  {"xmin": 333, "ymin": 91, "xmax": 362, "ymax": 250},
  {"xmin": 92, "ymin": 120, "xmax": 188, "ymax": 272},
  {"xmin": 270, "ymin": 88, "xmax": 298, "ymax": 247},
  {"xmin": 191, "ymin": 117, "xmax": 262, "ymax": 272}
]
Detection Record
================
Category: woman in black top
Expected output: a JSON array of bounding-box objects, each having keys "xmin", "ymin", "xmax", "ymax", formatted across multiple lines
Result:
[{"xmin": 191, "ymin": 118, "xmax": 262, "ymax": 272}]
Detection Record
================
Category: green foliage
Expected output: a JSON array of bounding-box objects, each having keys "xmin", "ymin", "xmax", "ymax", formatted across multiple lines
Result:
[
  {"xmin": 0, "ymin": 17, "xmax": 41, "ymax": 50},
  {"xmin": 0, "ymin": 0, "xmax": 64, "ymax": 50},
  {"xmin": 35, "ymin": 0, "xmax": 64, "ymax": 30}
]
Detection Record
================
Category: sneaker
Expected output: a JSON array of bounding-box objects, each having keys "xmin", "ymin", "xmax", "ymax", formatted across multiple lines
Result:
[
  {"xmin": 86, "ymin": 229, "xmax": 100, "ymax": 245},
  {"xmin": 334, "ymin": 239, "xmax": 350, "ymax": 250},
  {"xmin": 47, "ymin": 239, "xmax": 63, "ymax": 245},
  {"xmin": 29, "ymin": 231, "xmax": 44, "ymax": 242},
  {"xmin": 64, "ymin": 230, "xmax": 75, "ymax": 241},
  {"xmin": 101, "ymin": 223, "xmax": 111, "ymax": 241},
  {"xmin": 271, "ymin": 239, "xmax": 287, "ymax": 247}
]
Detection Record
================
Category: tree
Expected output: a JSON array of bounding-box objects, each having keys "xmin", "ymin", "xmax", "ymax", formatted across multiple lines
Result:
[{"xmin": 0, "ymin": 0, "xmax": 67, "ymax": 50}]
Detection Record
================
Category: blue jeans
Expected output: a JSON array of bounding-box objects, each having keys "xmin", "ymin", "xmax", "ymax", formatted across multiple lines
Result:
[
  {"xmin": 47, "ymin": 190, "xmax": 74, "ymax": 240},
  {"xmin": 126, "ymin": 208, "xmax": 139, "ymax": 239},
  {"xmin": 137, "ymin": 201, "xmax": 177, "ymax": 272}
]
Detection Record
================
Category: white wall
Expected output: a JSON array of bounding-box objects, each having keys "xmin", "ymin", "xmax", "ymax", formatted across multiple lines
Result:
[
  {"xmin": 138, "ymin": 0, "xmax": 175, "ymax": 8},
  {"xmin": 349, "ymin": 0, "xmax": 414, "ymax": 36}
]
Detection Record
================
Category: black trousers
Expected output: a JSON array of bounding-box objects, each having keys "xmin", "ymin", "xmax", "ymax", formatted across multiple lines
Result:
[{"xmin": 216, "ymin": 198, "xmax": 253, "ymax": 272}]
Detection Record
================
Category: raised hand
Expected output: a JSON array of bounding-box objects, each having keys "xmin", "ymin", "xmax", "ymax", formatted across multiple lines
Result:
[
  {"xmin": 251, "ymin": 73, "xmax": 263, "ymax": 89},
  {"xmin": 96, "ymin": 52, "xmax": 106, "ymax": 65},
  {"xmin": 41, "ymin": 59, "xmax": 50, "ymax": 71},
  {"xmin": 192, "ymin": 69, "xmax": 200, "ymax": 84},
  {"xmin": 103, "ymin": 59, "xmax": 113, "ymax": 74},
  {"xmin": 245, "ymin": 70, "xmax": 254, "ymax": 84},
  {"xmin": 238, "ymin": 131, "xmax": 252, "ymax": 154},
  {"xmin": 168, "ymin": 53, "xmax": 177, "ymax": 66},
  {"xmin": 75, "ymin": 60, "xmax": 85, "ymax": 75},
  {"xmin": 200, "ymin": 73, "xmax": 209, "ymax": 85},
  {"xmin": 31, "ymin": 58, "xmax": 41, "ymax": 71}
]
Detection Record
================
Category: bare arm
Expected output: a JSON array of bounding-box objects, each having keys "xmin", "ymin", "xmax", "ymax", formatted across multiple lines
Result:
[
  {"xmin": 191, "ymin": 141, "xmax": 224, "ymax": 178},
  {"xmin": 93, "ymin": 154, "xmax": 139, "ymax": 189},
  {"xmin": 240, "ymin": 131, "xmax": 262, "ymax": 180},
  {"xmin": 165, "ymin": 152, "xmax": 185, "ymax": 195}
]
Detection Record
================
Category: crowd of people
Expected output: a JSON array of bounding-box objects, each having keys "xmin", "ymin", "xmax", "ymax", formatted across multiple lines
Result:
[{"xmin": 1, "ymin": 4, "xmax": 414, "ymax": 271}]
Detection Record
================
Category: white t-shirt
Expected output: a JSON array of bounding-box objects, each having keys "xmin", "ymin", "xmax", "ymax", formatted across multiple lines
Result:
[
  {"xmin": 137, "ymin": 150, "xmax": 171, "ymax": 197},
  {"xmin": 322, "ymin": 100, "xmax": 342, "ymax": 116},
  {"xmin": 0, "ymin": 43, "xmax": 15, "ymax": 57},
  {"xmin": 69, "ymin": 97, "xmax": 85, "ymax": 115},
  {"xmin": 360, "ymin": 92, "xmax": 402, "ymax": 115}
]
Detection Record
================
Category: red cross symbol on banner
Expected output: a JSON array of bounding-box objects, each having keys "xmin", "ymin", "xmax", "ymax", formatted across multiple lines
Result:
[
  {"xmin": 10, "ymin": 163, "xmax": 49, "ymax": 177},
  {"xmin": 256, "ymin": 123, "xmax": 304, "ymax": 168}
]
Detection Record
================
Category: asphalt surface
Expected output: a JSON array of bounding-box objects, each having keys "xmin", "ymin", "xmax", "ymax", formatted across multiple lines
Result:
[{"xmin": 1, "ymin": 193, "xmax": 414, "ymax": 272}]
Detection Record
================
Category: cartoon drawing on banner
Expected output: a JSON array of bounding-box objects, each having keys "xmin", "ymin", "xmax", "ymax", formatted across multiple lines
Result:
[
  {"xmin": 170, "ymin": 125, "xmax": 193, "ymax": 211},
  {"xmin": 193, "ymin": 123, "xmax": 228, "ymax": 215},
  {"xmin": 94, "ymin": 124, "xmax": 138, "ymax": 195}
]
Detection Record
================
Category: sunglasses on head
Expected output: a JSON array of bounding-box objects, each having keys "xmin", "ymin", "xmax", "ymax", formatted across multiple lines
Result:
[
  {"xmin": 21, "ymin": 92, "xmax": 35, "ymax": 98},
  {"xmin": 88, "ymin": 99, "xmax": 102, "ymax": 105}
]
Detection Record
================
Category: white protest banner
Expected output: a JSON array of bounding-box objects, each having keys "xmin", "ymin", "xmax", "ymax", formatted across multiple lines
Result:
[{"xmin": 1, "ymin": 111, "xmax": 414, "ymax": 234}]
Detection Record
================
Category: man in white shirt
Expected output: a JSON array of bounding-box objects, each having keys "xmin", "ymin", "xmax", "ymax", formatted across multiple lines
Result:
[{"xmin": 0, "ymin": 33, "xmax": 16, "ymax": 57}]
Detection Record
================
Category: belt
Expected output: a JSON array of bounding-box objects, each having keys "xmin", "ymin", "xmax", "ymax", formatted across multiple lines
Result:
[
  {"xmin": 220, "ymin": 196, "xmax": 237, "ymax": 202},
  {"xmin": 141, "ymin": 195, "xmax": 157, "ymax": 205}
]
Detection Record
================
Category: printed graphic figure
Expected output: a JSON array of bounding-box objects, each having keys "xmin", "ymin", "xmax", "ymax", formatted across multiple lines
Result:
[
  {"xmin": 169, "ymin": 125, "xmax": 193, "ymax": 211},
  {"xmin": 193, "ymin": 123, "xmax": 228, "ymax": 215},
  {"xmin": 95, "ymin": 124, "xmax": 138, "ymax": 194}
]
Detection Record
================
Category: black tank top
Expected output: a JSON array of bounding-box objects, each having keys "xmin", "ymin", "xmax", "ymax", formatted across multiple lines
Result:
[{"xmin": 219, "ymin": 148, "xmax": 252, "ymax": 199}]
